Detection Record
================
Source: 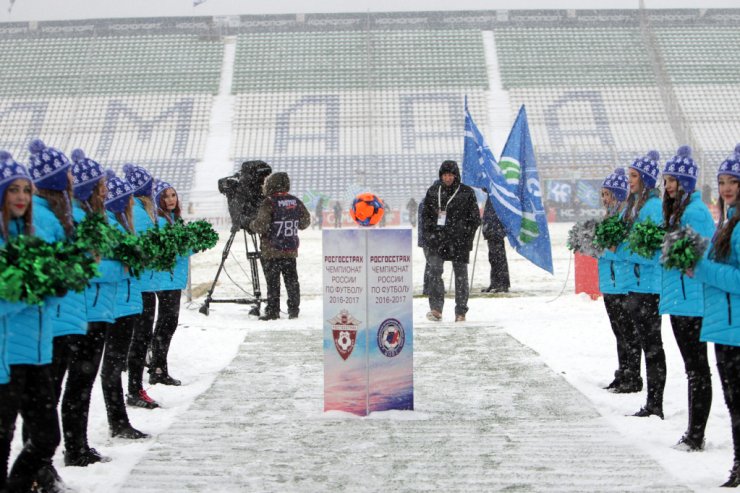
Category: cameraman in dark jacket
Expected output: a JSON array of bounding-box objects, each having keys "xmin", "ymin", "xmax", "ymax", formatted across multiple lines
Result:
[
  {"xmin": 250, "ymin": 172, "xmax": 311, "ymax": 320},
  {"xmin": 421, "ymin": 160, "xmax": 481, "ymax": 322}
]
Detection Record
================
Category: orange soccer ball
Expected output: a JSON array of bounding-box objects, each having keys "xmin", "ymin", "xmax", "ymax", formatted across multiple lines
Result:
[{"xmin": 349, "ymin": 193, "xmax": 385, "ymax": 227}]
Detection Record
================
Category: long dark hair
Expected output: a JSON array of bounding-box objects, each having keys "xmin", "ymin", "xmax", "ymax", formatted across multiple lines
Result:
[
  {"xmin": 36, "ymin": 181, "xmax": 76, "ymax": 238},
  {"xmin": 662, "ymin": 186, "xmax": 689, "ymax": 231},
  {"xmin": 711, "ymin": 187, "xmax": 740, "ymax": 262}
]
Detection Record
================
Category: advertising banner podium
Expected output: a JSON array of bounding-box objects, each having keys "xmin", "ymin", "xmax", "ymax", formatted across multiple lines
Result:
[{"xmin": 323, "ymin": 228, "xmax": 414, "ymax": 416}]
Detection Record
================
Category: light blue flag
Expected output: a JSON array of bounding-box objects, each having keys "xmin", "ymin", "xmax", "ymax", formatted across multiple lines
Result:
[{"xmin": 462, "ymin": 101, "xmax": 553, "ymax": 274}]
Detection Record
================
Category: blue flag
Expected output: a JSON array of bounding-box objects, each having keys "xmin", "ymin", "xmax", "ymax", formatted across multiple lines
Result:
[{"xmin": 462, "ymin": 102, "xmax": 553, "ymax": 274}]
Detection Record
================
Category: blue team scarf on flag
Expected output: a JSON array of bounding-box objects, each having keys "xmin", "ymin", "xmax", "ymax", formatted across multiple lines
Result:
[{"xmin": 462, "ymin": 101, "xmax": 553, "ymax": 274}]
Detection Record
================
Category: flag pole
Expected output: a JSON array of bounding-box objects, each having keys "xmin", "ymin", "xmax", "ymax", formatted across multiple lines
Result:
[{"xmin": 470, "ymin": 224, "xmax": 483, "ymax": 292}]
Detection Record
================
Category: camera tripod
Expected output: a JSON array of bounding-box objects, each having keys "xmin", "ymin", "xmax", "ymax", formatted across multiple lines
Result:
[{"xmin": 199, "ymin": 226, "xmax": 263, "ymax": 316}]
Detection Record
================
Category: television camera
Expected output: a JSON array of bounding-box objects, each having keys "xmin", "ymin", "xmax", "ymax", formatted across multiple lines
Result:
[{"xmin": 200, "ymin": 160, "xmax": 272, "ymax": 316}]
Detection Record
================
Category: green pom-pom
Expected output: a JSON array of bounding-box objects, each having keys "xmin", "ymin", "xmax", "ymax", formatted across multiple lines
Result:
[
  {"xmin": 567, "ymin": 219, "xmax": 603, "ymax": 257},
  {"xmin": 184, "ymin": 220, "xmax": 219, "ymax": 253},
  {"xmin": 139, "ymin": 226, "xmax": 179, "ymax": 273},
  {"xmin": 594, "ymin": 215, "xmax": 629, "ymax": 250},
  {"xmin": 661, "ymin": 226, "xmax": 709, "ymax": 274},
  {"xmin": 75, "ymin": 213, "xmax": 122, "ymax": 258},
  {"xmin": 112, "ymin": 233, "xmax": 149, "ymax": 278},
  {"xmin": 628, "ymin": 219, "xmax": 666, "ymax": 259},
  {"xmin": 0, "ymin": 235, "xmax": 99, "ymax": 305}
]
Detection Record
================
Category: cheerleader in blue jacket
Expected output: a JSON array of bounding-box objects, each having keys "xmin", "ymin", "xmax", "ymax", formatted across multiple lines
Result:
[
  {"xmin": 614, "ymin": 150, "xmax": 667, "ymax": 419},
  {"xmin": 100, "ymin": 171, "xmax": 150, "ymax": 440},
  {"xmin": 0, "ymin": 151, "xmax": 68, "ymax": 493},
  {"xmin": 149, "ymin": 181, "xmax": 188, "ymax": 386},
  {"xmin": 598, "ymin": 168, "xmax": 643, "ymax": 393},
  {"xmin": 691, "ymin": 144, "xmax": 740, "ymax": 487},
  {"xmin": 56, "ymin": 149, "xmax": 126, "ymax": 466},
  {"xmin": 122, "ymin": 163, "xmax": 161, "ymax": 409},
  {"xmin": 659, "ymin": 146, "xmax": 715, "ymax": 451}
]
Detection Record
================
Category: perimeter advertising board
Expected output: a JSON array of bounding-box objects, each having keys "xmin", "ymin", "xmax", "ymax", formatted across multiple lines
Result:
[{"xmin": 323, "ymin": 229, "xmax": 414, "ymax": 416}]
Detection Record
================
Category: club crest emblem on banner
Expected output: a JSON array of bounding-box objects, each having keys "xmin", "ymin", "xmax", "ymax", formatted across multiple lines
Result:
[
  {"xmin": 377, "ymin": 318, "xmax": 405, "ymax": 358},
  {"xmin": 329, "ymin": 310, "xmax": 362, "ymax": 361}
]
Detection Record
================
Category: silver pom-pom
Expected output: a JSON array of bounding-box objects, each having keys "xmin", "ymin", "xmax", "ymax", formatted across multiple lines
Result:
[{"xmin": 567, "ymin": 219, "xmax": 604, "ymax": 258}]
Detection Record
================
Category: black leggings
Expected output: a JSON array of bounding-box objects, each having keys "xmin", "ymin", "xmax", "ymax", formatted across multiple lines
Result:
[
  {"xmin": 101, "ymin": 315, "xmax": 136, "ymax": 431},
  {"xmin": 603, "ymin": 293, "xmax": 642, "ymax": 385},
  {"xmin": 128, "ymin": 292, "xmax": 156, "ymax": 395},
  {"xmin": 150, "ymin": 290, "xmax": 181, "ymax": 373},
  {"xmin": 0, "ymin": 365, "xmax": 60, "ymax": 492},
  {"xmin": 670, "ymin": 315, "xmax": 712, "ymax": 442},
  {"xmin": 716, "ymin": 344, "xmax": 740, "ymax": 462},
  {"xmin": 625, "ymin": 292, "xmax": 666, "ymax": 411}
]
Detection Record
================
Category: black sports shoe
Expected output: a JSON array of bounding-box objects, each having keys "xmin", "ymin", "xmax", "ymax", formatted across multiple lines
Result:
[
  {"xmin": 64, "ymin": 447, "xmax": 112, "ymax": 467},
  {"xmin": 126, "ymin": 389, "xmax": 160, "ymax": 409},
  {"xmin": 259, "ymin": 313, "xmax": 279, "ymax": 321},
  {"xmin": 288, "ymin": 310, "xmax": 299, "ymax": 319},
  {"xmin": 149, "ymin": 370, "xmax": 181, "ymax": 386},
  {"xmin": 110, "ymin": 424, "xmax": 150, "ymax": 440},
  {"xmin": 632, "ymin": 406, "xmax": 664, "ymax": 419}
]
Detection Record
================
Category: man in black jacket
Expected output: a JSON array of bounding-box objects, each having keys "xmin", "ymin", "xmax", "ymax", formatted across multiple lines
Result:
[
  {"xmin": 481, "ymin": 197, "xmax": 510, "ymax": 293},
  {"xmin": 421, "ymin": 160, "xmax": 481, "ymax": 322}
]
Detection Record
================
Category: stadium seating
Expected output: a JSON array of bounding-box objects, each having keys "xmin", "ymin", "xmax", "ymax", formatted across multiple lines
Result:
[{"xmin": 0, "ymin": 34, "xmax": 221, "ymax": 203}]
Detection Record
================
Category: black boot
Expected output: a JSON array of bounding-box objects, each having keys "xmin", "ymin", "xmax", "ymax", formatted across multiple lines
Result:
[
  {"xmin": 33, "ymin": 461, "xmax": 70, "ymax": 493},
  {"xmin": 603, "ymin": 378, "xmax": 621, "ymax": 390},
  {"xmin": 671, "ymin": 433, "xmax": 705, "ymax": 452},
  {"xmin": 110, "ymin": 424, "xmax": 150, "ymax": 440},
  {"xmin": 259, "ymin": 312, "xmax": 279, "ymax": 321},
  {"xmin": 64, "ymin": 447, "xmax": 112, "ymax": 467},
  {"xmin": 632, "ymin": 405, "xmax": 664, "ymax": 419},
  {"xmin": 610, "ymin": 379, "xmax": 643, "ymax": 394},
  {"xmin": 149, "ymin": 368, "xmax": 181, "ymax": 386},
  {"xmin": 721, "ymin": 460, "xmax": 740, "ymax": 488}
]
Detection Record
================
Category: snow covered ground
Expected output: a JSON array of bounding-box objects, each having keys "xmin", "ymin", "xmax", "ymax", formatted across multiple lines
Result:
[{"xmin": 12, "ymin": 222, "xmax": 735, "ymax": 492}]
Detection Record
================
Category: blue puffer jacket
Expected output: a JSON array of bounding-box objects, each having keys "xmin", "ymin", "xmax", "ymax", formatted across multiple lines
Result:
[
  {"xmin": 614, "ymin": 195, "xmax": 663, "ymax": 294},
  {"xmin": 156, "ymin": 214, "xmax": 190, "ymax": 292},
  {"xmin": 132, "ymin": 198, "xmax": 160, "ymax": 293},
  {"xmin": 107, "ymin": 211, "xmax": 144, "ymax": 318},
  {"xmin": 694, "ymin": 206, "xmax": 740, "ymax": 346},
  {"xmin": 0, "ymin": 299, "xmax": 28, "ymax": 383},
  {"xmin": 0, "ymin": 237, "xmax": 28, "ymax": 383},
  {"xmin": 32, "ymin": 195, "xmax": 88, "ymax": 336},
  {"xmin": 3, "ymin": 218, "xmax": 54, "ymax": 367},
  {"xmin": 598, "ymin": 211, "xmax": 631, "ymax": 294},
  {"xmin": 659, "ymin": 192, "xmax": 715, "ymax": 317},
  {"xmin": 72, "ymin": 204, "xmax": 124, "ymax": 323}
]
